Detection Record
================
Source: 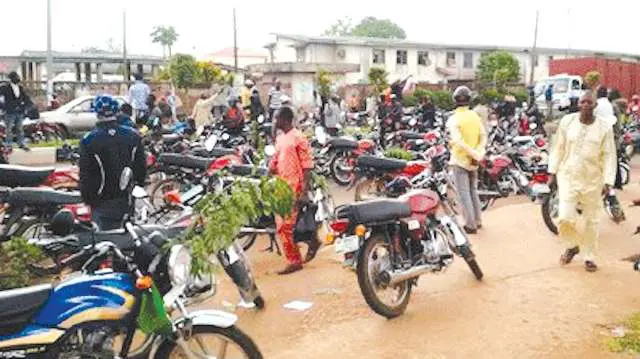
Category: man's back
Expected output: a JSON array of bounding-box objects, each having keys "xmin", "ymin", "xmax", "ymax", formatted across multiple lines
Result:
[{"xmin": 129, "ymin": 81, "xmax": 151, "ymax": 110}]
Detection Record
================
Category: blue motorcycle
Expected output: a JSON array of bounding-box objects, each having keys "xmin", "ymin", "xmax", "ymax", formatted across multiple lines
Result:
[{"xmin": 0, "ymin": 225, "xmax": 263, "ymax": 358}]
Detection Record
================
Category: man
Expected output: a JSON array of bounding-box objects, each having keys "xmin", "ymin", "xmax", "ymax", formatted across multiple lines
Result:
[
  {"xmin": 545, "ymin": 84, "xmax": 554, "ymax": 119},
  {"xmin": 118, "ymin": 103, "xmax": 136, "ymax": 128},
  {"xmin": 447, "ymin": 86, "xmax": 487, "ymax": 234},
  {"xmin": 418, "ymin": 95, "xmax": 436, "ymax": 130},
  {"xmin": 270, "ymin": 106, "xmax": 319, "ymax": 275},
  {"xmin": 627, "ymin": 94, "xmax": 640, "ymax": 119},
  {"xmin": 0, "ymin": 72, "xmax": 32, "ymax": 150},
  {"xmin": 250, "ymin": 88, "xmax": 264, "ymax": 123},
  {"xmin": 267, "ymin": 79, "xmax": 283, "ymax": 121},
  {"xmin": 548, "ymin": 91, "xmax": 616, "ymax": 272},
  {"xmin": 324, "ymin": 96, "xmax": 341, "ymax": 136},
  {"xmin": 240, "ymin": 79, "xmax": 253, "ymax": 113},
  {"xmin": 79, "ymin": 95, "xmax": 146, "ymax": 230},
  {"xmin": 222, "ymin": 97, "xmax": 245, "ymax": 134},
  {"xmin": 191, "ymin": 91, "xmax": 220, "ymax": 129},
  {"xmin": 128, "ymin": 73, "xmax": 151, "ymax": 122}
]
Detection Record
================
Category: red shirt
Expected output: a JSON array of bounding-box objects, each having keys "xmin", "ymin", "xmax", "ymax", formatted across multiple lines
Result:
[{"xmin": 270, "ymin": 129, "xmax": 313, "ymax": 194}]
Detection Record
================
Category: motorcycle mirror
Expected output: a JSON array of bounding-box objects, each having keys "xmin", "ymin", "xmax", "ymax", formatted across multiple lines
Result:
[
  {"xmin": 409, "ymin": 118, "xmax": 417, "ymax": 127},
  {"xmin": 221, "ymin": 133, "xmax": 230, "ymax": 141},
  {"xmin": 529, "ymin": 123, "xmax": 538, "ymax": 129},
  {"xmin": 132, "ymin": 186, "xmax": 147, "ymax": 199},
  {"xmin": 522, "ymin": 102, "xmax": 528, "ymax": 109},
  {"xmin": 315, "ymin": 126, "xmax": 328, "ymax": 145},
  {"xmin": 205, "ymin": 134, "xmax": 218, "ymax": 151},
  {"xmin": 264, "ymin": 145, "xmax": 276, "ymax": 157},
  {"xmin": 120, "ymin": 167, "xmax": 132, "ymax": 191},
  {"xmin": 257, "ymin": 115, "xmax": 265, "ymax": 124}
]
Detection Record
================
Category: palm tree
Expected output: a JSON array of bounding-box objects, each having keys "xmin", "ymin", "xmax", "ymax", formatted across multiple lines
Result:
[{"xmin": 150, "ymin": 25, "xmax": 179, "ymax": 58}]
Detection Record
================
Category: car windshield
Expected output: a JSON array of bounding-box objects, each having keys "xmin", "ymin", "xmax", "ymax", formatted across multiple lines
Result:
[{"xmin": 552, "ymin": 79, "xmax": 569, "ymax": 93}]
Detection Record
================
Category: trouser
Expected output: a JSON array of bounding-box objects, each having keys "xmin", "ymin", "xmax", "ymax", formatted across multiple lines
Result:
[
  {"xmin": 92, "ymin": 198, "xmax": 129, "ymax": 231},
  {"xmin": 615, "ymin": 154, "xmax": 623, "ymax": 190},
  {"xmin": 557, "ymin": 179, "xmax": 601, "ymax": 261},
  {"xmin": 546, "ymin": 100, "xmax": 553, "ymax": 119},
  {"xmin": 276, "ymin": 207, "xmax": 302, "ymax": 265},
  {"xmin": 451, "ymin": 166, "xmax": 482, "ymax": 229},
  {"xmin": 5, "ymin": 113, "xmax": 24, "ymax": 146}
]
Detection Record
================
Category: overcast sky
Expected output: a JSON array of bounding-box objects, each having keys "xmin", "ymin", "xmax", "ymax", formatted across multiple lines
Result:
[{"xmin": 3, "ymin": 0, "xmax": 638, "ymax": 57}]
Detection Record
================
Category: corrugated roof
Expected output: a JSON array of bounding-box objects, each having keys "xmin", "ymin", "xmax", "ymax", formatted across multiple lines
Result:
[{"xmin": 272, "ymin": 33, "xmax": 640, "ymax": 59}]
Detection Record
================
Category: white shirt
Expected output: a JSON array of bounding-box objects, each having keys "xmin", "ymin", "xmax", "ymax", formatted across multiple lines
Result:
[
  {"xmin": 595, "ymin": 98, "xmax": 616, "ymax": 127},
  {"xmin": 10, "ymin": 83, "xmax": 19, "ymax": 98}
]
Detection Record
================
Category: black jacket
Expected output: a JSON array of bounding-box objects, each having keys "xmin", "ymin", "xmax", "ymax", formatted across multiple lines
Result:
[
  {"xmin": 420, "ymin": 103, "xmax": 436, "ymax": 128},
  {"xmin": 0, "ymin": 83, "xmax": 32, "ymax": 115},
  {"xmin": 79, "ymin": 121, "xmax": 146, "ymax": 206}
]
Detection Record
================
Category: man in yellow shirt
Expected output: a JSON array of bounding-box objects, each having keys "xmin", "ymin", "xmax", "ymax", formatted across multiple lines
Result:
[
  {"xmin": 447, "ymin": 86, "xmax": 487, "ymax": 234},
  {"xmin": 240, "ymin": 79, "xmax": 254, "ymax": 114},
  {"xmin": 548, "ymin": 91, "xmax": 616, "ymax": 272}
]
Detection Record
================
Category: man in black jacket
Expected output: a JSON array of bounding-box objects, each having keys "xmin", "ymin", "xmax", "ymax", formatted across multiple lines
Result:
[
  {"xmin": 0, "ymin": 72, "xmax": 32, "ymax": 150},
  {"xmin": 79, "ymin": 95, "xmax": 146, "ymax": 230}
]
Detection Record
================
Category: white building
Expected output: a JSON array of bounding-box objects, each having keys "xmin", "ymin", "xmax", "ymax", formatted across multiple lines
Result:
[
  {"xmin": 200, "ymin": 48, "xmax": 269, "ymax": 69},
  {"xmin": 266, "ymin": 33, "xmax": 639, "ymax": 85}
]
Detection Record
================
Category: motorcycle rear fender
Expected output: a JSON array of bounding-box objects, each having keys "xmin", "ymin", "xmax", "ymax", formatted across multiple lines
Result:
[{"xmin": 174, "ymin": 310, "xmax": 238, "ymax": 329}]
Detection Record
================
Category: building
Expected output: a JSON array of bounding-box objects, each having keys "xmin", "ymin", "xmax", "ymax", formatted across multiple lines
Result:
[
  {"xmin": 267, "ymin": 33, "xmax": 640, "ymax": 86},
  {"xmin": 200, "ymin": 47, "xmax": 269, "ymax": 69}
]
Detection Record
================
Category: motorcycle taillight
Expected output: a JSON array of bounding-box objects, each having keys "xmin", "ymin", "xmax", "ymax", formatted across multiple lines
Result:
[{"xmin": 330, "ymin": 219, "xmax": 350, "ymax": 234}]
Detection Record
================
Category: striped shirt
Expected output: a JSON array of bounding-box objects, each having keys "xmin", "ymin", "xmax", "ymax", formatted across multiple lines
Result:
[{"xmin": 269, "ymin": 87, "xmax": 283, "ymax": 109}]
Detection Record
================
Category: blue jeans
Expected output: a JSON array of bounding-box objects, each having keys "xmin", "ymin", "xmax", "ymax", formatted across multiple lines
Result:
[{"xmin": 5, "ymin": 113, "xmax": 25, "ymax": 146}]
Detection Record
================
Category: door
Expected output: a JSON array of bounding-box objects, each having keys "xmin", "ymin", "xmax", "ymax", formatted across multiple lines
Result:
[{"xmin": 67, "ymin": 98, "xmax": 97, "ymax": 132}]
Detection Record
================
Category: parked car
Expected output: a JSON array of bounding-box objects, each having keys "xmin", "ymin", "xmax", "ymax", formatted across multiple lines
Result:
[{"xmin": 38, "ymin": 95, "xmax": 128, "ymax": 135}]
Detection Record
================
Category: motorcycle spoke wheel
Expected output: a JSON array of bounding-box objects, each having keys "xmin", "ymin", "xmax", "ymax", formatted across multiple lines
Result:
[
  {"xmin": 332, "ymin": 156, "xmax": 355, "ymax": 186},
  {"xmin": 160, "ymin": 325, "xmax": 262, "ymax": 359}
]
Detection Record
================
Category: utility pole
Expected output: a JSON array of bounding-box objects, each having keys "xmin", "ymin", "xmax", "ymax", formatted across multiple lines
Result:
[
  {"xmin": 233, "ymin": 8, "xmax": 238, "ymax": 74},
  {"xmin": 123, "ymin": 9, "xmax": 129, "ymax": 83},
  {"xmin": 46, "ymin": 0, "xmax": 53, "ymax": 101},
  {"xmin": 529, "ymin": 9, "xmax": 539, "ymax": 86}
]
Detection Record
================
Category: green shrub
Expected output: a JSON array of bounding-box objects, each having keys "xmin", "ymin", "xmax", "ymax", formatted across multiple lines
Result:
[
  {"xmin": 403, "ymin": 94, "xmax": 418, "ymax": 107},
  {"xmin": 608, "ymin": 313, "xmax": 640, "ymax": 354},
  {"xmin": 428, "ymin": 90, "xmax": 455, "ymax": 110},
  {"xmin": 0, "ymin": 238, "xmax": 45, "ymax": 290},
  {"xmin": 384, "ymin": 147, "xmax": 413, "ymax": 160}
]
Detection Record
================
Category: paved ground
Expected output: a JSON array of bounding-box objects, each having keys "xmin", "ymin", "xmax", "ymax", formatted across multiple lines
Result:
[{"xmin": 200, "ymin": 161, "xmax": 640, "ymax": 358}]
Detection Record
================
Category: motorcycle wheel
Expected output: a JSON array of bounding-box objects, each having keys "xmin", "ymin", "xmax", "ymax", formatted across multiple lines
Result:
[
  {"xmin": 155, "ymin": 325, "xmax": 263, "ymax": 359},
  {"xmin": 237, "ymin": 233, "xmax": 257, "ymax": 252},
  {"xmin": 459, "ymin": 245, "xmax": 483, "ymax": 281},
  {"xmin": 356, "ymin": 233, "xmax": 411, "ymax": 319},
  {"xmin": 150, "ymin": 178, "xmax": 182, "ymax": 209},
  {"xmin": 541, "ymin": 190, "xmax": 559, "ymax": 235},
  {"xmin": 331, "ymin": 153, "xmax": 355, "ymax": 186}
]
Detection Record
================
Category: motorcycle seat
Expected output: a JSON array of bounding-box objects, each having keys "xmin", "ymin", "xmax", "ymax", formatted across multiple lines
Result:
[
  {"xmin": 0, "ymin": 284, "xmax": 52, "ymax": 336},
  {"xmin": 356, "ymin": 155, "xmax": 407, "ymax": 171},
  {"xmin": 210, "ymin": 147, "xmax": 237, "ymax": 158},
  {"xmin": 227, "ymin": 165, "xmax": 268, "ymax": 177},
  {"xmin": 398, "ymin": 131, "xmax": 425, "ymax": 140},
  {"xmin": 7, "ymin": 188, "xmax": 82, "ymax": 206},
  {"xmin": 337, "ymin": 199, "xmax": 412, "ymax": 224},
  {"xmin": 328, "ymin": 138, "xmax": 358, "ymax": 150},
  {"xmin": 158, "ymin": 153, "xmax": 213, "ymax": 170},
  {"xmin": 161, "ymin": 134, "xmax": 182, "ymax": 145},
  {"xmin": 0, "ymin": 164, "xmax": 54, "ymax": 188}
]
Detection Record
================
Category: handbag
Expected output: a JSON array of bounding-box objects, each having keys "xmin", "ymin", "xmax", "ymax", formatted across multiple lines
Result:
[{"xmin": 294, "ymin": 203, "xmax": 318, "ymax": 243}]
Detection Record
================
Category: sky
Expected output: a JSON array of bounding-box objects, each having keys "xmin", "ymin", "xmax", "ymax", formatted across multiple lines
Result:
[{"xmin": 3, "ymin": 0, "xmax": 639, "ymax": 57}]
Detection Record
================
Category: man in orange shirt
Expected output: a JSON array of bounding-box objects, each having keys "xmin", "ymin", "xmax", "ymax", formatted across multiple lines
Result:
[{"xmin": 270, "ymin": 107, "xmax": 318, "ymax": 275}]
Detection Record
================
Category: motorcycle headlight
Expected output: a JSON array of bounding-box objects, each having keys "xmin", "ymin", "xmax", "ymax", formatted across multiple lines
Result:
[
  {"xmin": 168, "ymin": 245, "xmax": 191, "ymax": 287},
  {"xmin": 222, "ymin": 133, "xmax": 230, "ymax": 141}
]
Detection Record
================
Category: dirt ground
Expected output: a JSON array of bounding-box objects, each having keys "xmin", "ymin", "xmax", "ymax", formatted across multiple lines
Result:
[{"xmin": 201, "ymin": 167, "xmax": 640, "ymax": 358}]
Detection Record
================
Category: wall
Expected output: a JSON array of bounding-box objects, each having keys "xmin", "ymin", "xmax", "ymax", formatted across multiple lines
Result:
[{"xmin": 549, "ymin": 57, "xmax": 640, "ymax": 98}]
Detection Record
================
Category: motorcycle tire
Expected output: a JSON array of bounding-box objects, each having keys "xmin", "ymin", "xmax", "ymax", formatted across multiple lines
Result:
[
  {"xmin": 237, "ymin": 233, "xmax": 257, "ymax": 252},
  {"xmin": 331, "ymin": 153, "xmax": 354, "ymax": 186},
  {"xmin": 541, "ymin": 193, "xmax": 559, "ymax": 235},
  {"xmin": 254, "ymin": 295, "xmax": 265, "ymax": 309},
  {"xmin": 459, "ymin": 245, "xmax": 483, "ymax": 281},
  {"xmin": 155, "ymin": 325, "xmax": 263, "ymax": 359},
  {"xmin": 356, "ymin": 233, "xmax": 411, "ymax": 319}
]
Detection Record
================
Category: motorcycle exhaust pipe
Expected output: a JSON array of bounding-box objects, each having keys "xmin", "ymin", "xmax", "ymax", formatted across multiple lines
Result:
[
  {"xmin": 240, "ymin": 227, "xmax": 276, "ymax": 235},
  {"xmin": 382, "ymin": 263, "xmax": 439, "ymax": 286},
  {"xmin": 477, "ymin": 190, "xmax": 502, "ymax": 198}
]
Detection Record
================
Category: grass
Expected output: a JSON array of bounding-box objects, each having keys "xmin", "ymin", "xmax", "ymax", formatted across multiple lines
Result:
[
  {"xmin": 29, "ymin": 139, "xmax": 79, "ymax": 148},
  {"xmin": 607, "ymin": 313, "xmax": 640, "ymax": 354}
]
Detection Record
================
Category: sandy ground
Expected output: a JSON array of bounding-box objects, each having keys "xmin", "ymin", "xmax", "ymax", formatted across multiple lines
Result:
[{"xmin": 198, "ymin": 165, "xmax": 640, "ymax": 358}]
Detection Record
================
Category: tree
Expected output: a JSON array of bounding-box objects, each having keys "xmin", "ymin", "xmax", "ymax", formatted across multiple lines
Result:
[
  {"xmin": 169, "ymin": 54, "xmax": 198, "ymax": 89},
  {"xmin": 585, "ymin": 71, "xmax": 601, "ymax": 90},
  {"xmin": 476, "ymin": 51, "xmax": 521, "ymax": 89},
  {"xmin": 323, "ymin": 16, "xmax": 406, "ymax": 39},
  {"xmin": 151, "ymin": 25, "xmax": 179, "ymax": 58},
  {"xmin": 368, "ymin": 67, "xmax": 389, "ymax": 96},
  {"xmin": 323, "ymin": 17, "xmax": 353, "ymax": 36},
  {"xmin": 196, "ymin": 61, "xmax": 223, "ymax": 87},
  {"xmin": 350, "ymin": 17, "xmax": 406, "ymax": 39},
  {"xmin": 316, "ymin": 69, "xmax": 332, "ymax": 97}
]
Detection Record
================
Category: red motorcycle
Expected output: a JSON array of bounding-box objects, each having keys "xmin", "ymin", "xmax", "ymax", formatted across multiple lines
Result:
[
  {"xmin": 477, "ymin": 149, "xmax": 516, "ymax": 210},
  {"xmin": 318, "ymin": 137, "xmax": 378, "ymax": 186},
  {"xmin": 352, "ymin": 155, "xmax": 429, "ymax": 201}
]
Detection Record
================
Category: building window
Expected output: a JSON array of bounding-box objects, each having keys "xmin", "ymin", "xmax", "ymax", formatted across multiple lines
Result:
[
  {"xmin": 446, "ymin": 52, "xmax": 456, "ymax": 67},
  {"xmin": 373, "ymin": 49, "xmax": 385, "ymax": 64},
  {"xmin": 417, "ymin": 51, "xmax": 430, "ymax": 66},
  {"xmin": 463, "ymin": 52, "xmax": 473, "ymax": 68},
  {"xmin": 396, "ymin": 50, "xmax": 408, "ymax": 65}
]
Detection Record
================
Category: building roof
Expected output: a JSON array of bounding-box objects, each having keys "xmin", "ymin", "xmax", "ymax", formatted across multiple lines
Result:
[
  {"xmin": 0, "ymin": 50, "xmax": 165, "ymax": 64},
  {"xmin": 272, "ymin": 33, "xmax": 640, "ymax": 59},
  {"xmin": 206, "ymin": 47, "xmax": 268, "ymax": 58}
]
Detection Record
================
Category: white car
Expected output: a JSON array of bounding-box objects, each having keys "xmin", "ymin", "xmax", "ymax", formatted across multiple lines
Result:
[{"xmin": 38, "ymin": 95, "xmax": 128, "ymax": 134}]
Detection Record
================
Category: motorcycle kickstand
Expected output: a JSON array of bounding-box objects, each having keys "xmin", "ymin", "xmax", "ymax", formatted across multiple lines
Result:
[{"xmin": 260, "ymin": 233, "xmax": 282, "ymax": 256}]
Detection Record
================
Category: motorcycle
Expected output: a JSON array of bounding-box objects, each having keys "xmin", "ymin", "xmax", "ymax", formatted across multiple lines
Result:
[
  {"xmin": 329, "ymin": 175, "xmax": 483, "ymax": 318},
  {"xmin": 352, "ymin": 155, "xmax": 430, "ymax": 202},
  {"xmin": 0, "ymin": 225, "xmax": 263, "ymax": 358}
]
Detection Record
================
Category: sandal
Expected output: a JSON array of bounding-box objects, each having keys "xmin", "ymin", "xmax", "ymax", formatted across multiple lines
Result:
[
  {"xmin": 585, "ymin": 261, "xmax": 598, "ymax": 272},
  {"xmin": 560, "ymin": 247, "xmax": 580, "ymax": 265}
]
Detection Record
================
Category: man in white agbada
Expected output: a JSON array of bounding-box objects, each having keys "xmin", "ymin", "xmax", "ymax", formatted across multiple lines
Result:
[{"xmin": 548, "ymin": 91, "xmax": 617, "ymax": 272}]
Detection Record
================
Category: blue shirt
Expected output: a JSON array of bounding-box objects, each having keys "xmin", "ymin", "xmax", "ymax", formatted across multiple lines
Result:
[{"xmin": 128, "ymin": 81, "xmax": 151, "ymax": 111}]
